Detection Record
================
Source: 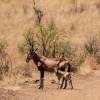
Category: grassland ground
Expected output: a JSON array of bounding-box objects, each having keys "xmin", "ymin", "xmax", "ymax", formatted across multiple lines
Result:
[{"xmin": 0, "ymin": 70, "xmax": 100, "ymax": 100}]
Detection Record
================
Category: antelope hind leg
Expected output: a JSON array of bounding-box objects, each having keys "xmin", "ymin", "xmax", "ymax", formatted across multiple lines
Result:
[
  {"xmin": 69, "ymin": 80, "xmax": 73, "ymax": 89},
  {"xmin": 63, "ymin": 79, "xmax": 67, "ymax": 89}
]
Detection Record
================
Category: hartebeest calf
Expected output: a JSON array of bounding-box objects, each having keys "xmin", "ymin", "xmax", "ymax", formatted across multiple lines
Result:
[{"xmin": 54, "ymin": 67, "xmax": 73, "ymax": 89}]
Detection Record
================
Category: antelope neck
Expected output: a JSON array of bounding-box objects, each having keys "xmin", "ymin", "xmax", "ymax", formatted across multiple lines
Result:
[{"xmin": 32, "ymin": 52, "xmax": 41, "ymax": 66}]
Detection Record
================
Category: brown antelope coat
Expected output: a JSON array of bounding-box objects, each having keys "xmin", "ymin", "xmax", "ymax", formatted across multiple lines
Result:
[{"xmin": 26, "ymin": 50, "xmax": 71, "ymax": 89}]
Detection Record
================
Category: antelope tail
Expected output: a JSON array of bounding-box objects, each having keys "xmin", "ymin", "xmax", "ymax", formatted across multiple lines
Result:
[{"xmin": 67, "ymin": 62, "xmax": 71, "ymax": 72}]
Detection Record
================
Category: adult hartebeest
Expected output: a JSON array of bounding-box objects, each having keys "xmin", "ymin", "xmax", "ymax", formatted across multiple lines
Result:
[{"xmin": 26, "ymin": 48, "xmax": 71, "ymax": 89}]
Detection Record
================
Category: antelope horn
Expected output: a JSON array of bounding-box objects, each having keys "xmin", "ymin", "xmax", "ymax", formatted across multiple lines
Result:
[
  {"xmin": 34, "ymin": 48, "xmax": 38, "ymax": 52},
  {"xmin": 29, "ymin": 42, "xmax": 33, "ymax": 51}
]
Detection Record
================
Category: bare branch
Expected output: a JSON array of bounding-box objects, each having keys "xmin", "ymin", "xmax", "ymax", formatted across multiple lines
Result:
[
  {"xmin": 33, "ymin": 1, "xmax": 44, "ymax": 24},
  {"xmin": 33, "ymin": 0, "xmax": 35, "ymax": 6}
]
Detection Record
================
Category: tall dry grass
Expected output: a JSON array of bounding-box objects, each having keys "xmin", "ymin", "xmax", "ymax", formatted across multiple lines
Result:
[{"xmin": 0, "ymin": 0, "xmax": 100, "ymax": 78}]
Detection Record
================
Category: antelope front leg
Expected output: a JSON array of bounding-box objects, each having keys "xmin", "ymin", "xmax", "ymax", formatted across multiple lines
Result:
[
  {"xmin": 57, "ymin": 78, "xmax": 60, "ymax": 89},
  {"xmin": 39, "ymin": 67, "xmax": 44, "ymax": 90},
  {"xmin": 60, "ymin": 78, "xmax": 65, "ymax": 89}
]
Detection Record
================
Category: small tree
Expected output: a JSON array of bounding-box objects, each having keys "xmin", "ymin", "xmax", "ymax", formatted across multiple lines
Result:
[{"xmin": 36, "ymin": 25, "xmax": 63, "ymax": 57}]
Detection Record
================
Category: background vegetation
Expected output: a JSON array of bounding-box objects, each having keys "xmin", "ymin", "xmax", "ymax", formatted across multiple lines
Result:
[{"xmin": 0, "ymin": 0, "xmax": 100, "ymax": 79}]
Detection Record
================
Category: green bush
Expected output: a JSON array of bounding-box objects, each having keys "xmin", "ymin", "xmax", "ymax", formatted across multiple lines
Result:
[
  {"xmin": 0, "ymin": 38, "xmax": 7, "ymax": 53},
  {"xmin": 36, "ymin": 25, "xmax": 64, "ymax": 57},
  {"xmin": 18, "ymin": 28, "xmax": 36, "ymax": 53}
]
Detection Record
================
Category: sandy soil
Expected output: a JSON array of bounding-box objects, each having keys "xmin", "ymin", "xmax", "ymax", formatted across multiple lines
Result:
[{"xmin": 0, "ymin": 71, "xmax": 100, "ymax": 100}]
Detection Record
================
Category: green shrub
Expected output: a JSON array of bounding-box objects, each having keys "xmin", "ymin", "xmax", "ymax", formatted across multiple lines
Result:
[
  {"xmin": 36, "ymin": 25, "xmax": 64, "ymax": 57},
  {"xmin": 18, "ymin": 28, "xmax": 36, "ymax": 53},
  {"xmin": 0, "ymin": 38, "xmax": 7, "ymax": 53}
]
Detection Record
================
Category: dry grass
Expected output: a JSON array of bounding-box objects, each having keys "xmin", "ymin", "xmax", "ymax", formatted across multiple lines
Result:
[{"xmin": 0, "ymin": 0, "xmax": 100, "ymax": 77}]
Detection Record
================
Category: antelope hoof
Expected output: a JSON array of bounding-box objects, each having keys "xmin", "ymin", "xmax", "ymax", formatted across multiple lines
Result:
[
  {"xmin": 63, "ymin": 87, "xmax": 66, "ymax": 89},
  {"xmin": 71, "ymin": 87, "xmax": 73, "ymax": 90},
  {"xmin": 38, "ymin": 86, "xmax": 43, "ymax": 90}
]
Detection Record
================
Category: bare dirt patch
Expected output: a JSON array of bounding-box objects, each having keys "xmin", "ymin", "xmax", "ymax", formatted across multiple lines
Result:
[{"xmin": 0, "ymin": 71, "xmax": 100, "ymax": 100}]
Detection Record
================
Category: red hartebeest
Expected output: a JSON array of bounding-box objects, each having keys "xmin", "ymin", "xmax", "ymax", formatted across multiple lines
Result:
[{"xmin": 26, "ymin": 49, "xmax": 71, "ymax": 89}]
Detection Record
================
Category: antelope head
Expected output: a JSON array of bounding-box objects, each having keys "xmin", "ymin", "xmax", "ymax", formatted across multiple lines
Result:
[{"xmin": 26, "ymin": 48, "xmax": 38, "ymax": 63}]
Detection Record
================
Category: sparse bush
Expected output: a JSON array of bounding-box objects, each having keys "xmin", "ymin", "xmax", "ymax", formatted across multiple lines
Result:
[
  {"xmin": 18, "ymin": 28, "xmax": 36, "ymax": 54},
  {"xmin": 0, "ymin": 39, "xmax": 12, "ymax": 79},
  {"xmin": 12, "ymin": 65, "xmax": 33, "ymax": 78},
  {"xmin": 84, "ymin": 34, "xmax": 100, "ymax": 64},
  {"xmin": 58, "ymin": 42, "xmax": 85, "ymax": 72},
  {"xmin": 23, "ymin": 66, "xmax": 32, "ymax": 77},
  {"xmin": 0, "ymin": 38, "xmax": 7, "ymax": 53},
  {"xmin": 36, "ymin": 25, "xmax": 64, "ymax": 57}
]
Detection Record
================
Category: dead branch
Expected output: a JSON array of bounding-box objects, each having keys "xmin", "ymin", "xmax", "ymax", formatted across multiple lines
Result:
[{"xmin": 33, "ymin": 0, "xmax": 44, "ymax": 24}]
